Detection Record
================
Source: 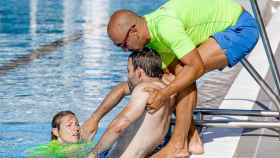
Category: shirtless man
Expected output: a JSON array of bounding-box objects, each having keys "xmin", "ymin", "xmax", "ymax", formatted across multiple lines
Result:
[{"xmin": 87, "ymin": 48, "xmax": 175, "ymax": 158}]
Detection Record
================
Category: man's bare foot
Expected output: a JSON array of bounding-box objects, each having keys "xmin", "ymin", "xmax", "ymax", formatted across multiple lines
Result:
[
  {"xmin": 188, "ymin": 131, "xmax": 204, "ymax": 155},
  {"xmin": 176, "ymin": 146, "xmax": 190, "ymax": 158},
  {"xmin": 150, "ymin": 142, "xmax": 189, "ymax": 158}
]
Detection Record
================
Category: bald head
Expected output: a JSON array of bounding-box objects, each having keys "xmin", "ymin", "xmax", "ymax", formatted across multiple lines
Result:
[
  {"xmin": 107, "ymin": 9, "xmax": 150, "ymax": 51},
  {"xmin": 107, "ymin": 10, "xmax": 138, "ymax": 39}
]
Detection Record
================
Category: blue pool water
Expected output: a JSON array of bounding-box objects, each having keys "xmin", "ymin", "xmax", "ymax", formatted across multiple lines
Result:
[{"xmin": 0, "ymin": 0, "xmax": 166, "ymax": 157}]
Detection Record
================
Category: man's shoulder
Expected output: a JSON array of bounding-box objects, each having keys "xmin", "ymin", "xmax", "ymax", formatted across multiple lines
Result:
[{"xmin": 133, "ymin": 81, "xmax": 165, "ymax": 93}]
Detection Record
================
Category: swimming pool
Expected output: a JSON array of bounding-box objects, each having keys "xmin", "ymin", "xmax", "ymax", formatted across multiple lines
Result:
[{"xmin": 0, "ymin": 0, "xmax": 166, "ymax": 157}]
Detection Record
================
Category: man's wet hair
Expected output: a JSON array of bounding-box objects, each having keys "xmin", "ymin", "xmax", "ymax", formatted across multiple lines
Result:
[
  {"xmin": 129, "ymin": 47, "xmax": 163, "ymax": 78},
  {"xmin": 51, "ymin": 110, "xmax": 76, "ymax": 140}
]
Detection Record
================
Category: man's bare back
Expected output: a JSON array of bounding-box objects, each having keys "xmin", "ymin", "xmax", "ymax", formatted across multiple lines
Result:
[
  {"xmin": 108, "ymin": 81, "xmax": 174, "ymax": 158},
  {"xmin": 86, "ymin": 49, "xmax": 174, "ymax": 158}
]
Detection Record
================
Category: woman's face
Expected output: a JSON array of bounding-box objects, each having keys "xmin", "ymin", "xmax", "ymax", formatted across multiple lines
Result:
[{"xmin": 54, "ymin": 114, "xmax": 80, "ymax": 143}]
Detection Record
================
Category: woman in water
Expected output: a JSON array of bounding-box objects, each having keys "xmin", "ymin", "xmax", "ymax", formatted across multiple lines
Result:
[{"xmin": 27, "ymin": 111, "xmax": 105, "ymax": 158}]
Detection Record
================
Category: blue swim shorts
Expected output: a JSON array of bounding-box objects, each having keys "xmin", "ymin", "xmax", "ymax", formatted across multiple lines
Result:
[
  {"xmin": 212, "ymin": 10, "xmax": 259, "ymax": 67},
  {"xmin": 97, "ymin": 149, "xmax": 109, "ymax": 158}
]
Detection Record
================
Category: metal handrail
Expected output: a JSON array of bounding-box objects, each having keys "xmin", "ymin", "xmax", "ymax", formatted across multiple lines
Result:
[
  {"xmin": 241, "ymin": 59, "xmax": 280, "ymax": 114},
  {"xmin": 194, "ymin": 108, "xmax": 279, "ymax": 117},
  {"xmin": 195, "ymin": 120, "xmax": 280, "ymax": 129},
  {"xmin": 250, "ymin": 0, "xmax": 280, "ymax": 95}
]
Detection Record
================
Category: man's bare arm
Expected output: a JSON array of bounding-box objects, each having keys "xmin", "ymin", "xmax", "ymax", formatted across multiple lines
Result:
[
  {"xmin": 163, "ymin": 48, "xmax": 205, "ymax": 96},
  {"xmin": 147, "ymin": 48, "xmax": 205, "ymax": 110},
  {"xmin": 90, "ymin": 82, "xmax": 131, "ymax": 121},
  {"xmin": 90, "ymin": 85, "xmax": 149, "ymax": 155},
  {"xmin": 81, "ymin": 82, "xmax": 131, "ymax": 140}
]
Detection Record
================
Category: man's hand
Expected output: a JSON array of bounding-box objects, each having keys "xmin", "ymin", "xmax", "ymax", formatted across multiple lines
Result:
[
  {"xmin": 144, "ymin": 87, "xmax": 169, "ymax": 113},
  {"xmin": 80, "ymin": 118, "xmax": 99, "ymax": 142},
  {"xmin": 162, "ymin": 73, "xmax": 175, "ymax": 85}
]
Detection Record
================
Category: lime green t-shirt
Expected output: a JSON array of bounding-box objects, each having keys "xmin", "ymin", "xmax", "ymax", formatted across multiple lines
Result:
[
  {"xmin": 26, "ymin": 140, "xmax": 96, "ymax": 158},
  {"xmin": 144, "ymin": 0, "xmax": 243, "ymax": 68}
]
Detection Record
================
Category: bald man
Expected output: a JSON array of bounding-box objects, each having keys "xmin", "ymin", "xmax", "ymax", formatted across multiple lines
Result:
[{"xmin": 82, "ymin": 0, "xmax": 259, "ymax": 157}]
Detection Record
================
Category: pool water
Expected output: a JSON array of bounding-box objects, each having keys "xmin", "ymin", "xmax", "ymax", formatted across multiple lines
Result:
[{"xmin": 0, "ymin": 0, "xmax": 166, "ymax": 157}]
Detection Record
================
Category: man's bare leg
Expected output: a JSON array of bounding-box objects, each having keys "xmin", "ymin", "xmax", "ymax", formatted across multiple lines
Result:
[
  {"xmin": 186, "ymin": 37, "xmax": 228, "ymax": 155},
  {"xmin": 188, "ymin": 119, "xmax": 204, "ymax": 154},
  {"xmin": 197, "ymin": 38, "xmax": 228, "ymax": 73},
  {"xmin": 151, "ymin": 83, "xmax": 197, "ymax": 158},
  {"xmin": 177, "ymin": 83, "xmax": 198, "ymax": 157},
  {"xmin": 186, "ymin": 37, "xmax": 227, "ymax": 155},
  {"xmin": 181, "ymin": 88, "xmax": 204, "ymax": 155}
]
